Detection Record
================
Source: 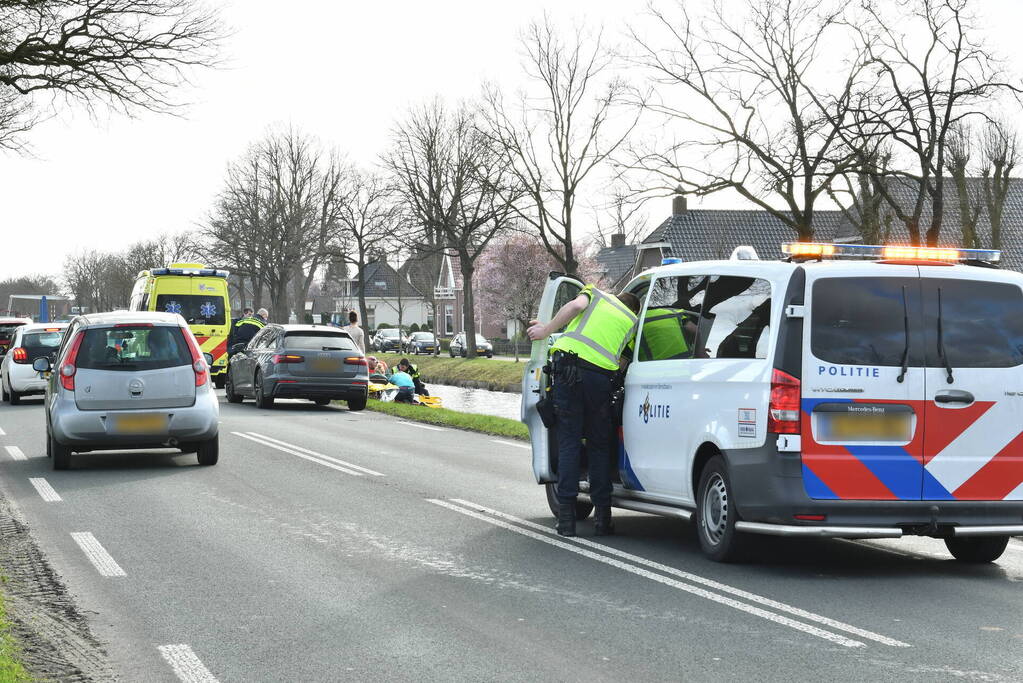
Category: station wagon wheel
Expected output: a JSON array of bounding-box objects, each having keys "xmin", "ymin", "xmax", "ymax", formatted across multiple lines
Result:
[
  {"xmin": 695, "ymin": 455, "xmax": 745, "ymax": 562},
  {"xmin": 224, "ymin": 371, "xmax": 243, "ymax": 404},
  {"xmin": 254, "ymin": 371, "xmax": 274, "ymax": 409}
]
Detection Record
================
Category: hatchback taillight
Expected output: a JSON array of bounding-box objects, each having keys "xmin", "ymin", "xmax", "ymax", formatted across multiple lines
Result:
[
  {"xmin": 272, "ymin": 354, "xmax": 304, "ymax": 364},
  {"xmin": 180, "ymin": 326, "xmax": 208, "ymax": 387},
  {"xmin": 768, "ymin": 369, "xmax": 801, "ymax": 434},
  {"xmin": 60, "ymin": 333, "xmax": 85, "ymax": 391},
  {"xmin": 10, "ymin": 347, "xmax": 28, "ymax": 364}
]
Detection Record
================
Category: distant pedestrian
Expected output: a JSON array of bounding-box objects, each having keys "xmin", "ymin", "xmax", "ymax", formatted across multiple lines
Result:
[
  {"xmin": 257, "ymin": 308, "xmax": 269, "ymax": 323},
  {"xmin": 343, "ymin": 310, "xmax": 365, "ymax": 352}
]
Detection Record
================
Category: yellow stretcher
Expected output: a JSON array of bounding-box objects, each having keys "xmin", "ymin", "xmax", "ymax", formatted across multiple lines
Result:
[{"xmin": 368, "ymin": 381, "xmax": 442, "ymax": 408}]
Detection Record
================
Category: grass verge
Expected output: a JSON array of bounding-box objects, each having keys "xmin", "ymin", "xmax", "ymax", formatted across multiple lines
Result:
[
  {"xmin": 365, "ymin": 400, "xmax": 528, "ymax": 441},
  {"xmin": 376, "ymin": 353, "xmax": 525, "ymax": 392},
  {"xmin": 0, "ymin": 590, "xmax": 30, "ymax": 683}
]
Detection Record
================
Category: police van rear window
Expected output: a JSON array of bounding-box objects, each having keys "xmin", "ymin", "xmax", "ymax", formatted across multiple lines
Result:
[
  {"xmin": 811, "ymin": 278, "xmax": 920, "ymax": 367},
  {"xmin": 922, "ymin": 279, "xmax": 1023, "ymax": 368}
]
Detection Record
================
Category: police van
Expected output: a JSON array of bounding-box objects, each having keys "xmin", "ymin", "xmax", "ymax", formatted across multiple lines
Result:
[
  {"xmin": 129, "ymin": 264, "xmax": 232, "ymax": 387},
  {"xmin": 522, "ymin": 243, "xmax": 1023, "ymax": 562}
]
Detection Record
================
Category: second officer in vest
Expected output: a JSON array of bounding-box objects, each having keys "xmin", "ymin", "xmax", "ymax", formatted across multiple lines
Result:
[{"xmin": 527, "ymin": 285, "xmax": 641, "ymax": 537}]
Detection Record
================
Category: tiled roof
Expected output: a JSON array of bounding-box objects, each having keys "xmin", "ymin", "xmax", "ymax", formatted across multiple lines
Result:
[
  {"xmin": 356, "ymin": 261, "xmax": 424, "ymax": 299},
  {"xmin": 646, "ymin": 209, "xmax": 847, "ymax": 263},
  {"xmin": 834, "ymin": 177, "xmax": 1023, "ymax": 270},
  {"xmin": 594, "ymin": 244, "xmax": 638, "ymax": 289}
]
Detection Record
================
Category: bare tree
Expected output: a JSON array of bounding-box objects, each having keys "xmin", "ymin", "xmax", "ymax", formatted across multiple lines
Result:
[
  {"xmin": 387, "ymin": 101, "xmax": 516, "ymax": 359},
  {"xmin": 847, "ymin": 0, "xmax": 1018, "ymax": 246},
  {"xmin": 944, "ymin": 123, "xmax": 983, "ymax": 247},
  {"xmin": 627, "ymin": 0, "xmax": 868, "ymax": 241},
  {"xmin": 0, "ymin": 0, "xmax": 222, "ymax": 148},
  {"xmin": 980, "ymin": 119, "xmax": 1019, "ymax": 250},
  {"xmin": 482, "ymin": 18, "xmax": 634, "ymax": 274},
  {"xmin": 591, "ymin": 186, "xmax": 649, "ymax": 248}
]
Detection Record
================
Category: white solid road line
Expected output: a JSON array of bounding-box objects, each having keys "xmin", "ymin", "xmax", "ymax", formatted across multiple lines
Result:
[
  {"xmin": 491, "ymin": 439, "xmax": 530, "ymax": 450},
  {"xmin": 248, "ymin": 432, "xmax": 384, "ymax": 476},
  {"xmin": 158, "ymin": 644, "xmax": 219, "ymax": 683},
  {"xmin": 398, "ymin": 421, "xmax": 446, "ymax": 431},
  {"xmin": 0, "ymin": 426, "xmax": 6, "ymax": 435},
  {"xmin": 232, "ymin": 432, "xmax": 364, "ymax": 476},
  {"xmin": 28, "ymin": 478, "xmax": 61, "ymax": 502},
  {"xmin": 5, "ymin": 446, "xmax": 26, "ymax": 461},
  {"xmin": 429, "ymin": 499, "xmax": 865, "ymax": 649},
  {"xmin": 447, "ymin": 499, "xmax": 909, "ymax": 649},
  {"xmin": 70, "ymin": 532, "xmax": 126, "ymax": 577}
]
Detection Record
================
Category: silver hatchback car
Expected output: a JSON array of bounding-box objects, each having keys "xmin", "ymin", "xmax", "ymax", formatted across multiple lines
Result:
[{"xmin": 35, "ymin": 311, "xmax": 220, "ymax": 470}]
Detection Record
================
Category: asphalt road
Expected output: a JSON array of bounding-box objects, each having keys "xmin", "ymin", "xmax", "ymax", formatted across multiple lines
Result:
[{"xmin": 0, "ymin": 394, "xmax": 1021, "ymax": 682}]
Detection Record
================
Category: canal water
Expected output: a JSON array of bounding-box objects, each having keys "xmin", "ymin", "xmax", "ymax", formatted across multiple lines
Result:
[{"xmin": 426, "ymin": 383, "xmax": 521, "ymax": 421}]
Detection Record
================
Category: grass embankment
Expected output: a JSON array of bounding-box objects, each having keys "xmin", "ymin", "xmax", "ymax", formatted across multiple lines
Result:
[
  {"xmin": 365, "ymin": 400, "xmax": 529, "ymax": 441},
  {"xmin": 376, "ymin": 353, "xmax": 525, "ymax": 392},
  {"xmin": 0, "ymin": 591, "xmax": 30, "ymax": 683}
]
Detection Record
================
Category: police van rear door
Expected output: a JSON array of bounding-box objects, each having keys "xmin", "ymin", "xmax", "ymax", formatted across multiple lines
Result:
[
  {"xmin": 919, "ymin": 269, "xmax": 1023, "ymax": 501},
  {"xmin": 523, "ymin": 274, "xmax": 583, "ymax": 483},
  {"xmin": 801, "ymin": 265, "xmax": 928, "ymax": 501}
]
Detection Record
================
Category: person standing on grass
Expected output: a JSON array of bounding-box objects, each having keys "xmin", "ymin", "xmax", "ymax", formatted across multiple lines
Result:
[{"xmin": 343, "ymin": 310, "xmax": 365, "ymax": 352}]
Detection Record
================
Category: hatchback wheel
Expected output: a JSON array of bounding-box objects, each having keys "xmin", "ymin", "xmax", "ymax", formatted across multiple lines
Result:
[
  {"xmin": 254, "ymin": 372, "xmax": 274, "ymax": 409},
  {"xmin": 1, "ymin": 378, "xmax": 8, "ymax": 402},
  {"xmin": 695, "ymin": 455, "xmax": 745, "ymax": 562},
  {"xmin": 51, "ymin": 433, "xmax": 71, "ymax": 470},
  {"xmin": 945, "ymin": 536, "xmax": 1008, "ymax": 563},
  {"xmin": 225, "ymin": 373, "xmax": 243, "ymax": 404},
  {"xmin": 9, "ymin": 387, "xmax": 20, "ymax": 405},
  {"xmin": 197, "ymin": 436, "xmax": 219, "ymax": 466}
]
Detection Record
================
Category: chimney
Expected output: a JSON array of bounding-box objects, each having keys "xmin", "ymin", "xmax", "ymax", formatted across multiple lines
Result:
[
  {"xmin": 611, "ymin": 232, "xmax": 626, "ymax": 248},
  {"xmin": 672, "ymin": 185, "xmax": 687, "ymax": 216}
]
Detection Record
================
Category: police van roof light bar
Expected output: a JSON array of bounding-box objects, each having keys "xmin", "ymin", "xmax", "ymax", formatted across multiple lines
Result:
[{"xmin": 781, "ymin": 242, "xmax": 1000, "ymax": 264}]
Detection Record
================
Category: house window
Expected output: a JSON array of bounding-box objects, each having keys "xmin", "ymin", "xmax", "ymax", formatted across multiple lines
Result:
[
  {"xmin": 444, "ymin": 305, "xmax": 454, "ymax": 335},
  {"xmin": 366, "ymin": 306, "xmax": 376, "ymax": 330}
]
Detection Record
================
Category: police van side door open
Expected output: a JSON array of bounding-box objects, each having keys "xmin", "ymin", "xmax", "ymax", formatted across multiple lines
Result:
[
  {"xmin": 801, "ymin": 265, "xmax": 928, "ymax": 501},
  {"xmin": 522, "ymin": 274, "xmax": 583, "ymax": 483},
  {"xmin": 919, "ymin": 270, "xmax": 1023, "ymax": 501}
]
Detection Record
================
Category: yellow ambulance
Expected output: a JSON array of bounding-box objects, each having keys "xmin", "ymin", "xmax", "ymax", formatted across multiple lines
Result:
[{"xmin": 129, "ymin": 264, "xmax": 232, "ymax": 387}]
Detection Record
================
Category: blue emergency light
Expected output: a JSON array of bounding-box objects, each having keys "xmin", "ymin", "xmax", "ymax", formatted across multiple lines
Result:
[{"xmin": 661, "ymin": 257, "xmax": 683, "ymax": 265}]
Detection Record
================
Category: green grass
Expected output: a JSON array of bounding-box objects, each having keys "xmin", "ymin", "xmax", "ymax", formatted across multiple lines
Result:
[
  {"xmin": 0, "ymin": 591, "xmax": 30, "ymax": 683},
  {"xmin": 376, "ymin": 353, "xmax": 526, "ymax": 391},
  {"xmin": 365, "ymin": 400, "xmax": 529, "ymax": 440}
]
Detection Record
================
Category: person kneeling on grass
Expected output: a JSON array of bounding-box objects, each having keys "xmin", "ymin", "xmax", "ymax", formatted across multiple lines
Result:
[{"xmin": 388, "ymin": 368, "xmax": 416, "ymax": 403}]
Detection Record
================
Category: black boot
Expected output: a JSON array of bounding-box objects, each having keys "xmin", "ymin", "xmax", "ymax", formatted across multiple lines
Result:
[
  {"xmin": 594, "ymin": 507, "xmax": 614, "ymax": 536},
  {"xmin": 555, "ymin": 503, "xmax": 576, "ymax": 537}
]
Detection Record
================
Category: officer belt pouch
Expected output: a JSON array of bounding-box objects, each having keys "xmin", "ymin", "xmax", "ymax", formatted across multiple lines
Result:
[{"xmin": 536, "ymin": 391, "xmax": 556, "ymax": 428}]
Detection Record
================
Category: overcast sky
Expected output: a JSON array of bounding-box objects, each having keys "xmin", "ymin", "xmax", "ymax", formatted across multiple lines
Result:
[{"xmin": 2, "ymin": 0, "xmax": 1022, "ymax": 279}]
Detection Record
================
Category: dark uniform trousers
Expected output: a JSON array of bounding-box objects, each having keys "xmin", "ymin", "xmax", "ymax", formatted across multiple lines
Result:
[{"xmin": 552, "ymin": 364, "xmax": 614, "ymax": 508}]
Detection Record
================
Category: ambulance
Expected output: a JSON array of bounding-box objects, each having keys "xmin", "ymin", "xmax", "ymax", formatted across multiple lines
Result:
[
  {"xmin": 129, "ymin": 264, "xmax": 231, "ymax": 387},
  {"xmin": 522, "ymin": 243, "xmax": 1023, "ymax": 563}
]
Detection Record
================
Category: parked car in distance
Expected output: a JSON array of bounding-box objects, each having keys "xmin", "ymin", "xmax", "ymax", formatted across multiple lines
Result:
[
  {"xmin": 372, "ymin": 327, "xmax": 403, "ymax": 352},
  {"xmin": 0, "ymin": 317, "xmax": 32, "ymax": 360},
  {"xmin": 36, "ymin": 311, "xmax": 219, "ymax": 470},
  {"xmin": 406, "ymin": 332, "xmax": 437, "ymax": 355},
  {"xmin": 225, "ymin": 324, "xmax": 368, "ymax": 411},
  {"xmin": 449, "ymin": 333, "xmax": 493, "ymax": 358},
  {"xmin": 1, "ymin": 322, "xmax": 68, "ymax": 405}
]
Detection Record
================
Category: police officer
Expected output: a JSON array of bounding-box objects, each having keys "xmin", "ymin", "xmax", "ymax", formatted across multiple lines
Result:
[
  {"xmin": 527, "ymin": 285, "xmax": 641, "ymax": 537},
  {"xmin": 397, "ymin": 358, "xmax": 428, "ymax": 396},
  {"xmin": 229, "ymin": 307, "xmax": 267, "ymax": 353},
  {"xmin": 636, "ymin": 306, "xmax": 695, "ymax": 361}
]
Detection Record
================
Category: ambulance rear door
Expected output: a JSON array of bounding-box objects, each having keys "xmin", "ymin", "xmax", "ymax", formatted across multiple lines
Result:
[
  {"xmin": 801, "ymin": 264, "xmax": 928, "ymax": 501},
  {"xmin": 919, "ymin": 269, "xmax": 1023, "ymax": 501},
  {"xmin": 523, "ymin": 273, "xmax": 583, "ymax": 484}
]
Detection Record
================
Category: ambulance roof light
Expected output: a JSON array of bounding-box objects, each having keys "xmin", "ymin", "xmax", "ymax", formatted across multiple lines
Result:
[{"xmin": 781, "ymin": 242, "xmax": 1000, "ymax": 264}]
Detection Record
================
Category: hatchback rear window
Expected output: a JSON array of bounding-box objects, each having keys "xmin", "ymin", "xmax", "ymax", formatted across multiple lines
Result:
[
  {"xmin": 23, "ymin": 331, "xmax": 64, "ymax": 350},
  {"xmin": 811, "ymin": 277, "xmax": 922, "ymax": 367},
  {"xmin": 77, "ymin": 326, "xmax": 192, "ymax": 371},
  {"xmin": 284, "ymin": 332, "xmax": 357, "ymax": 351}
]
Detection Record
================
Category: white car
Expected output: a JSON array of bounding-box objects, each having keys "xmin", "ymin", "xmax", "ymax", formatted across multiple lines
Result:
[
  {"xmin": 523, "ymin": 242, "xmax": 1023, "ymax": 563},
  {"xmin": 1, "ymin": 322, "xmax": 68, "ymax": 405}
]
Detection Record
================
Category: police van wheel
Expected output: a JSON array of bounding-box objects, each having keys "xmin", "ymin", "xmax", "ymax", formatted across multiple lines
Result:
[
  {"xmin": 944, "ymin": 536, "xmax": 1008, "ymax": 563},
  {"xmin": 544, "ymin": 483, "xmax": 593, "ymax": 521},
  {"xmin": 696, "ymin": 456, "xmax": 745, "ymax": 562}
]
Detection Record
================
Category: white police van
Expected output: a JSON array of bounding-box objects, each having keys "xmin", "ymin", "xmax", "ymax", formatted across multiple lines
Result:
[{"xmin": 522, "ymin": 243, "xmax": 1023, "ymax": 562}]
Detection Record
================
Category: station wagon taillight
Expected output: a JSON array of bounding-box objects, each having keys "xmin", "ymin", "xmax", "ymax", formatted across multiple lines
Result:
[
  {"xmin": 10, "ymin": 347, "xmax": 28, "ymax": 364},
  {"xmin": 60, "ymin": 332, "xmax": 85, "ymax": 391},
  {"xmin": 272, "ymin": 354, "xmax": 304, "ymax": 364},
  {"xmin": 768, "ymin": 369, "xmax": 801, "ymax": 434},
  {"xmin": 344, "ymin": 357, "xmax": 368, "ymax": 366}
]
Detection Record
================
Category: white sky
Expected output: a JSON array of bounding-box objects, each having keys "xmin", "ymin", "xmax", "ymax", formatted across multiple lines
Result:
[{"xmin": 2, "ymin": 0, "xmax": 1022, "ymax": 278}]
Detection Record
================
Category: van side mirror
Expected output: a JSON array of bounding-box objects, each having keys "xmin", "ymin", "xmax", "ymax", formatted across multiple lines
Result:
[
  {"xmin": 32, "ymin": 357, "xmax": 50, "ymax": 373},
  {"xmin": 229, "ymin": 343, "xmax": 246, "ymax": 354}
]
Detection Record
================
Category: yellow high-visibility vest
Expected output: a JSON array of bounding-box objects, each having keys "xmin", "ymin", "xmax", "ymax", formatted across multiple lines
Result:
[{"xmin": 550, "ymin": 285, "xmax": 637, "ymax": 371}]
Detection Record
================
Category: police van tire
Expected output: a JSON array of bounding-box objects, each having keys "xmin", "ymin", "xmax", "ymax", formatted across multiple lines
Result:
[
  {"xmin": 695, "ymin": 455, "xmax": 745, "ymax": 562},
  {"xmin": 944, "ymin": 536, "xmax": 1008, "ymax": 563},
  {"xmin": 544, "ymin": 483, "xmax": 593, "ymax": 521},
  {"xmin": 224, "ymin": 374, "xmax": 243, "ymax": 404}
]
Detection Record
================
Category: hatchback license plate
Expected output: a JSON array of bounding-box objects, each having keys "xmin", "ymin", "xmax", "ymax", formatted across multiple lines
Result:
[{"xmin": 110, "ymin": 414, "xmax": 166, "ymax": 434}]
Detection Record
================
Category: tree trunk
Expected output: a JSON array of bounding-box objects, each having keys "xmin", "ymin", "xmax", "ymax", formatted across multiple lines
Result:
[
  {"xmin": 460, "ymin": 257, "xmax": 477, "ymax": 360},
  {"xmin": 356, "ymin": 260, "xmax": 369, "ymax": 337}
]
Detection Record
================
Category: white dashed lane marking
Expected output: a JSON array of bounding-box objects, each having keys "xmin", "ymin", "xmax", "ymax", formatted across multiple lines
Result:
[
  {"xmin": 247, "ymin": 432, "xmax": 384, "ymax": 476},
  {"xmin": 29, "ymin": 478, "xmax": 61, "ymax": 502},
  {"xmin": 491, "ymin": 439, "xmax": 530, "ymax": 450},
  {"xmin": 0, "ymin": 426, "xmax": 6, "ymax": 435},
  {"xmin": 398, "ymin": 421, "xmax": 446, "ymax": 431},
  {"xmin": 5, "ymin": 446, "xmax": 26, "ymax": 461},
  {"xmin": 70, "ymin": 532, "xmax": 126, "ymax": 577},
  {"xmin": 232, "ymin": 432, "xmax": 381, "ymax": 477},
  {"xmin": 158, "ymin": 644, "xmax": 219, "ymax": 683}
]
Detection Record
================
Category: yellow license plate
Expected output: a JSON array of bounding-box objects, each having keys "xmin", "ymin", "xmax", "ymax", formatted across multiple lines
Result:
[
  {"xmin": 311, "ymin": 358, "xmax": 341, "ymax": 372},
  {"xmin": 821, "ymin": 414, "xmax": 910, "ymax": 441},
  {"xmin": 111, "ymin": 414, "xmax": 167, "ymax": 434}
]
